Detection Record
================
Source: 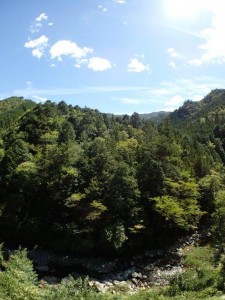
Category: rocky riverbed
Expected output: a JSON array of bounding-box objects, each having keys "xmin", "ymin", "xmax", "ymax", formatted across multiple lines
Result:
[{"xmin": 6, "ymin": 230, "xmax": 210, "ymax": 293}]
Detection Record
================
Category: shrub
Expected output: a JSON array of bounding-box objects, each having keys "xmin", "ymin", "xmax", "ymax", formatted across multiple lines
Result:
[{"xmin": 0, "ymin": 248, "xmax": 42, "ymax": 300}]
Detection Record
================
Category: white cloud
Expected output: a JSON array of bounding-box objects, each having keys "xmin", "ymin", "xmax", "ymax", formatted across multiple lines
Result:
[
  {"xmin": 50, "ymin": 63, "xmax": 56, "ymax": 68},
  {"xmin": 48, "ymin": 22, "xmax": 54, "ymax": 26},
  {"xmin": 121, "ymin": 97, "xmax": 140, "ymax": 104},
  {"xmin": 127, "ymin": 58, "xmax": 150, "ymax": 73},
  {"xmin": 188, "ymin": 1, "xmax": 225, "ymax": 65},
  {"xmin": 114, "ymin": 0, "xmax": 126, "ymax": 4},
  {"xmin": 33, "ymin": 95, "xmax": 47, "ymax": 103},
  {"xmin": 192, "ymin": 95, "xmax": 203, "ymax": 101},
  {"xmin": 88, "ymin": 57, "xmax": 112, "ymax": 71},
  {"xmin": 32, "ymin": 49, "xmax": 43, "ymax": 58},
  {"xmin": 169, "ymin": 61, "xmax": 176, "ymax": 69},
  {"xmin": 26, "ymin": 81, "xmax": 32, "ymax": 85},
  {"xmin": 165, "ymin": 95, "xmax": 184, "ymax": 106},
  {"xmin": 36, "ymin": 13, "xmax": 48, "ymax": 22},
  {"xmin": 25, "ymin": 35, "xmax": 48, "ymax": 49},
  {"xmin": 50, "ymin": 40, "xmax": 93, "ymax": 61},
  {"xmin": 24, "ymin": 35, "xmax": 48, "ymax": 58},
  {"xmin": 167, "ymin": 48, "xmax": 181, "ymax": 58}
]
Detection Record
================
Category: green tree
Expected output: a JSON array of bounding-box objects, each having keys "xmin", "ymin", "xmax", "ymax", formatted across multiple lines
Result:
[
  {"xmin": 151, "ymin": 178, "xmax": 203, "ymax": 230},
  {"xmin": 58, "ymin": 120, "xmax": 76, "ymax": 144}
]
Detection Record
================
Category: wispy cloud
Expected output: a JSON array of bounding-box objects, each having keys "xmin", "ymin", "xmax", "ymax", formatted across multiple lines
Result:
[
  {"xmin": 30, "ymin": 12, "xmax": 49, "ymax": 34},
  {"xmin": 166, "ymin": 24, "xmax": 203, "ymax": 38},
  {"xmin": 13, "ymin": 85, "xmax": 150, "ymax": 98},
  {"xmin": 159, "ymin": 77, "xmax": 225, "ymax": 97},
  {"xmin": 136, "ymin": 76, "xmax": 225, "ymax": 111}
]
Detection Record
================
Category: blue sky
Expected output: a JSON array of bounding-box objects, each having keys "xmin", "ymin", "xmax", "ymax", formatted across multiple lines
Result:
[{"xmin": 1, "ymin": 0, "xmax": 225, "ymax": 114}]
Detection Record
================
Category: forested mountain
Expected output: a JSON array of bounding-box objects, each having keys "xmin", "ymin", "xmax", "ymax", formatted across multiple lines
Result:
[
  {"xmin": 1, "ymin": 91, "xmax": 225, "ymax": 298},
  {"xmin": 170, "ymin": 89, "xmax": 225, "ymax": 123},
  {"xmin": 0, "ymin": 91, "xmax": 225, "ymax": 258},
  {"xmin": 0, "ymin": 96, "xmax": 36, "ymax": 131}
]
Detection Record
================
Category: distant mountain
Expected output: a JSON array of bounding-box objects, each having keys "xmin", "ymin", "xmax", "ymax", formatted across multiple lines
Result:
[
  {"xmin": 115, "ymin": 111, "xmax": 169, "ymax": 123},
  {"xmin": 139, "ymin": 111, "xmax": 169, "ymax": 122},
  {"xmin": 0, "ymin": 96, "xmax": 36, "ymax": 130}
]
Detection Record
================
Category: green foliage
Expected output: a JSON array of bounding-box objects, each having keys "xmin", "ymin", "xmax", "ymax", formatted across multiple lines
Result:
[
  {"xmin": 0, "ymin": 91, "xmax": 225, "ymax": 255},
  {"xmin": 152, "ymin": 179, "xmax": 203, "ymax": 230},
  {"xmin": 0, "ymin": 97, "xmax": 36, "ymax": 131},
  {"xmin": 168, "ymin": 246, "xmax": 220, "ymax": 298},
  {"xmin": 44, "ymin": 277, "xmax": 103, "ymax": 300},
  {"xmin": 1, "ymin": 91, "xmax": 225, "ymax": 299},
  {"xmin": 212, "ymin": 191, "xmax": 225, "ymax": 250},
  {"xmin": 58, "ymin": 120, "xmax": 76, "ymax": 144},
  {"xmin": 86, "ymin": 200, "xmax": 108, "ymax": 220},
  {"xmin": 104, "ymin": 223, "xmax": 128, "ymax": 250},
  {"xmin": 0, "ymin": 249, "xmax": 41, "ymax": 300}
]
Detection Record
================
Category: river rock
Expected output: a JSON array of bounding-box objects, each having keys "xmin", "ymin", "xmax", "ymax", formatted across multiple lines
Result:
[
  {"xmin": 94, "ymin": 282, "xmax": 107, "ymax": 292},
  {"xmin": 131, "ymin": 278, "xmax": 139, "ymax": 285},
  {"xmin": 85, "ymin": 258, "xmax": 117, "ymax": 274},
  {"xmin": 132, "ymin": 271, "xmax": 142, "ymax": 279}
]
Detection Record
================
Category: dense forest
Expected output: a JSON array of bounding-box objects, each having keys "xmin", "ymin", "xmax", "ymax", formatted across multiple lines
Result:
[{"xmin": 1, "ymin": 90, "xmax": 225, "ymax": 298}]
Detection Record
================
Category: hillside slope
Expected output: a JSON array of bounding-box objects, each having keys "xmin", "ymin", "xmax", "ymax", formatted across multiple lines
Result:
[
  {"xmin": 0, "ymin": 96, "xmax": 36, "ymax": 130},
  {"xmin": 170, "ymin": 89, "xmax": 225, "ymax": 124},
  {"xmin": 0, "ymin": 92, "xmax": 224, "ymax": 256}
]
